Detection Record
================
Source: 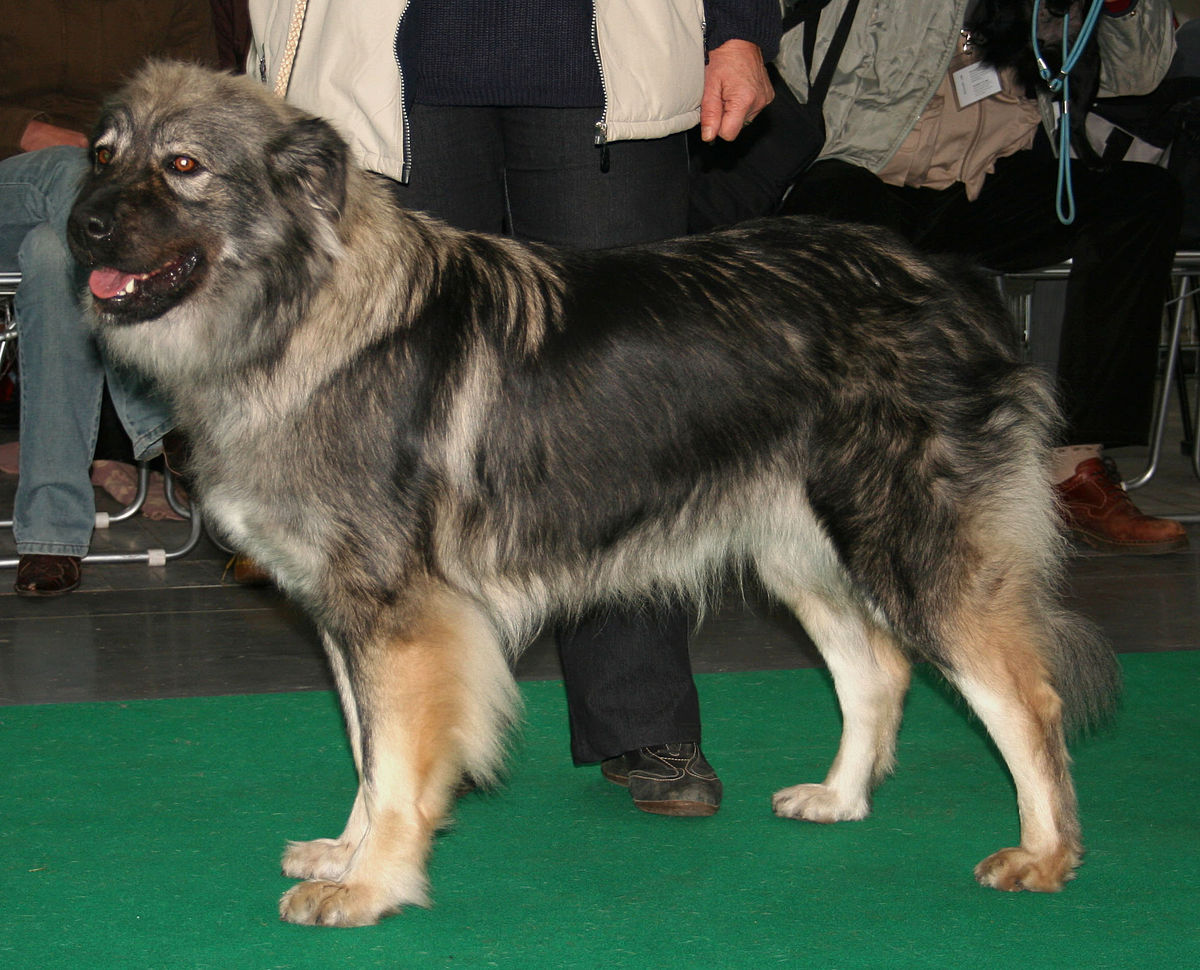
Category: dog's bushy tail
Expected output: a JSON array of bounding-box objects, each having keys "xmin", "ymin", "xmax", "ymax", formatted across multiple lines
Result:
[{"xmin": 1044, "ymin": 603, "xmax": 1122, "ymax": 735}]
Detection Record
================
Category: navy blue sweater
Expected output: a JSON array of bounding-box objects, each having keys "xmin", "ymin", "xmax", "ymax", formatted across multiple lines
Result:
[{"xmin": 398, "ymin": 0, "xmax": 782, "ymax": 107}]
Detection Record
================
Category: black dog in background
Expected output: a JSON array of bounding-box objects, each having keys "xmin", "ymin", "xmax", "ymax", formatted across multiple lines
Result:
[{"xmin": 965, "ymin": 0, "xmax": 1103, "ymax": 161}]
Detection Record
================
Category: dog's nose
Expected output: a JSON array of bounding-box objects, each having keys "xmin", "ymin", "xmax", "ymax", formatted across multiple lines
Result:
[
  {"xmin": 81, "ymin": 212, "xmax": 113, "ymax": 243},
  {"xmin": 68, "ymin": 189, "xmax": 120, "ymax": 247},
  {"xmin": 67, "ymin": 192, "xmax": 122, "ymax": 265}
]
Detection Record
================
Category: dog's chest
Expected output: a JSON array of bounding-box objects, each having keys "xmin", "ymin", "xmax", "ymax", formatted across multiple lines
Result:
[{"xmin": 203, "ymin": 476, "xmax": 327, "ymax": 590}]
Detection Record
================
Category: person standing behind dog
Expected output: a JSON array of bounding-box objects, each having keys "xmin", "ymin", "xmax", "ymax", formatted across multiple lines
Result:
[
  {"xmin": 248, "ymin": 0, "xmax": 779, "ymax": 817},
  {"xmin": 774, "ymin": 0, "xmax": 1188, "ymax": 555},
  {"xmin": 0, "ymin": 1, "xmax": 219, "ymax": 595}
]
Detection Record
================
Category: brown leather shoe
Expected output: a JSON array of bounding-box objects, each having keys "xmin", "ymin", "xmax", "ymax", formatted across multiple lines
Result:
[
  {"xmin": 15, "ymin": 554, "xmax": 83, "ymax": 597},
  {"xmin": 1056, "ymin": 458, "xmax": 1189, "ymax": 555},
  {"xmin": 227, "ymin": 553, "xmax": 272, "ymax": 586},
  {"xmin": 160, "ymin": 430, "xmax": 191, "ymax": 482}
]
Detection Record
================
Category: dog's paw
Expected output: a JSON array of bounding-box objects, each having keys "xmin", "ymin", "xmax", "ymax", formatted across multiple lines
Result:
[
  {"xmin": 772, "ymin": 783, "xmax": 870, "ymax": 823},
  {"xmin": 279, "ymin": 878, "xmax": 427, "ymax": 927},
  {"xmin": 974, "ymin": 846, "xmax": 1079, "ymax": 893},
  {"xmin": 282, "ymin": 838, "xmax": 356, "ymax": 881}
]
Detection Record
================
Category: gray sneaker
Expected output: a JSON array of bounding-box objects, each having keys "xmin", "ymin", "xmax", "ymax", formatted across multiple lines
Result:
[{"xmin": 601, "ymin": 743, "xmax": 722, "ymax": 817}]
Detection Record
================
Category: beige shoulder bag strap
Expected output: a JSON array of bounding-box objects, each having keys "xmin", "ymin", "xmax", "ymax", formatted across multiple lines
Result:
[{"xmin": 274, "ymin": 0, "xmax": 309, "ymax": 98}]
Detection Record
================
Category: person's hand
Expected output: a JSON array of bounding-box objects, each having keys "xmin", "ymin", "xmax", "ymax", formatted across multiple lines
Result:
[
  {"xmin": 700, "ymin": 39, "xmax": 774, "ymax": 142},
  {"xmin": 19, "ymin": 119, "xmax": 89, "ymax": 153}
]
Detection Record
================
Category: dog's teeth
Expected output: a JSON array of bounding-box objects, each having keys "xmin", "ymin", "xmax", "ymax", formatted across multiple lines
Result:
[{"xmin": 122, "ymin": 278, "xmax": 137, "ymax": 295}]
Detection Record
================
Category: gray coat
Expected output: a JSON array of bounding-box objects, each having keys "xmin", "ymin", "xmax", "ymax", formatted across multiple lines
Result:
[{"xmin": 775, "ymin": 0, "xmax": 1178, "ymax": 173}]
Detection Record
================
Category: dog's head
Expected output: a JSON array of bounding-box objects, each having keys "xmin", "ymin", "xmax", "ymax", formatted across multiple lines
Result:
[{"xmin": 68, "ymin": 60, "xmax": 349, "ymax": 329}]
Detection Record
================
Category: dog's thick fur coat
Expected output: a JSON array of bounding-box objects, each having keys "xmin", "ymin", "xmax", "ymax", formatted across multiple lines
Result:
[{"xmin": 68, "ymin": 63, "xmax": 1119, "ymax": 927}]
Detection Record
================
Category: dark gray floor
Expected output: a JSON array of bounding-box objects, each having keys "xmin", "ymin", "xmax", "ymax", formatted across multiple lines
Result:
[{"xmin": 1, "ymin": 416, "xmax": 1198, "ymax": 707}]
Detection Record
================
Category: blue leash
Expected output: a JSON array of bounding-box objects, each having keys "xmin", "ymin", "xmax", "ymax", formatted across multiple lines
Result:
[{"xmin": 1031, "ymin": 0, "xmax": 1107, "ymax": 224}]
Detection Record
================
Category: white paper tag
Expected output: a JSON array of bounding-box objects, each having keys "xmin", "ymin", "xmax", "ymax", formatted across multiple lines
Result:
[{"xmin": 952, "ymin": 62, "xmax": 1003, "ymax": 108}]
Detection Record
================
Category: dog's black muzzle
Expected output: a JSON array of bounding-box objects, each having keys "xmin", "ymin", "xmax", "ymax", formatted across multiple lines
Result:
[{"xmin": 68, "ymin": 183, "xmax": 207, "ymax": 323}]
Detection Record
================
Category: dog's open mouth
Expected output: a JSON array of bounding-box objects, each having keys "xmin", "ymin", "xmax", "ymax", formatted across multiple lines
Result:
[{"xmin": 88, "ymin": 251, "xmax": 204, "ymax": 321}]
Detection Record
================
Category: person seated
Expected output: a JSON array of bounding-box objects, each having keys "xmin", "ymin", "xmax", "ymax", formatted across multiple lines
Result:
[
  {"xmin": 775, "ymin": 0, "xmax": 1187, "ymax": 554},
  {"xmin": 0, "ymin": 2, "xmax": 218, "ymax": 595}
]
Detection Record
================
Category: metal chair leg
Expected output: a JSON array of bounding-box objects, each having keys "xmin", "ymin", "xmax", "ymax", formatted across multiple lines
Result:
[
  {"xmin": 0, "ymin": 465, "xmax": 204, "ymax": 568},
  {"xmin": 1123, "ymin": 273, "xmax": 1193, "ymax": 490}
]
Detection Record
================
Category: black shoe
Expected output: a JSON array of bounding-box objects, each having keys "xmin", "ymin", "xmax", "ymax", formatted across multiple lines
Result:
[{"xmin": 601, "ymin": 743, "xmax": 722, "ymax": 817}]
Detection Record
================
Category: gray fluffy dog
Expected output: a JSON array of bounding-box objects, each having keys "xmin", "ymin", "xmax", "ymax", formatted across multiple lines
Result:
[{"xmin": 67, "ymin": 62, "xmax": 1118, "ymax": 927}]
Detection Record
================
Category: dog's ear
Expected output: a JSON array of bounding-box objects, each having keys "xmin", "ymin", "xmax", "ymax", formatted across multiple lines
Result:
[{"xmin": 267, "ymin": 115, "xmax": 349, "ymax": 220}]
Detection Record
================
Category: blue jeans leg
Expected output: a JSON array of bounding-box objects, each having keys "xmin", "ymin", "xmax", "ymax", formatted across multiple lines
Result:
[{"xmin": 1, "ymin": 147, "xmax": 172, "ymax": 556}]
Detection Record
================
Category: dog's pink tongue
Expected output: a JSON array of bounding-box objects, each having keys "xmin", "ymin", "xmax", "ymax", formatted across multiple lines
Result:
[{"xmin": 89, "ymin": 268, "xmax": 136, "ymax": 299}]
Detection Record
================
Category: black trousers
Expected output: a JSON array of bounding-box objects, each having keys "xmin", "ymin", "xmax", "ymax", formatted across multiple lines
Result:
[
  {"xmin": 390, "ymin": 105, "xmax": 701, "ymax": 764},
  {"xmin": 781, "ymin": 140, "xmax": 1183, "ymax": 448}
]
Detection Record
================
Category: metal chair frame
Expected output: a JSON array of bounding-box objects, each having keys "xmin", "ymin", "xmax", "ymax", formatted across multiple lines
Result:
[{"xmin": 1000, "ymin": 251, "xmax": 1200, "ymax": 523}]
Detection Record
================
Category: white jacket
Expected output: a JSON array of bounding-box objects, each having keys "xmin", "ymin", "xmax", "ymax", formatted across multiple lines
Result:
[{"xmin": 247, "ymin": 0, "xmax": 707, "ymax": 183}]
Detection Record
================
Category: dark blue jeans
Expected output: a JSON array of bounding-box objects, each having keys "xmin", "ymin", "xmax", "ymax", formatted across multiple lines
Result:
[
  {"xmin": 1, "ymin": 147, "xmax": 172, "ymax": 557},
  {"xmin": 390, "ymin": 105, "xmax": 700, "ymax": 763}
]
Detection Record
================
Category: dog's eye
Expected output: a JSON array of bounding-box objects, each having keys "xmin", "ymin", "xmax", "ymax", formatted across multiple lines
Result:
[
  {"xmin": 95, "ymin": 146, "xmax": 114, "ymax": 167},
  {"xmin": 169, "ymin": 155, "xmax": 202, "ymax": 174}
]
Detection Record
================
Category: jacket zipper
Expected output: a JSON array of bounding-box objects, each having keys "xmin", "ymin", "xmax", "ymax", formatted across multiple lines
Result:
[
  {"xmin": 590, "ymin": 1, "xmax": 610, "ymax": 172},
  {"xmin": 394, "ymin": 3, "xmax": 413, "ymax": 183}
]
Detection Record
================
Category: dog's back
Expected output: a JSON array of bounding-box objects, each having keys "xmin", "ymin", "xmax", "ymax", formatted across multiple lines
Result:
[{"xmin": 440, "ymin": 217, "xmax": 1108, "ymax": 690}]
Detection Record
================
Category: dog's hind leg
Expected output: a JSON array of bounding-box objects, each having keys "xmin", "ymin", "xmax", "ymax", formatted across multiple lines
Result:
[
  {"xmin": 279, "ymin": 587, "xmax": 519, "ymax": 927},
  {"xmin": 281, "ymin": 634, "xmax": 369, "ymax": 881},
  {"xmin": 769, "ymin": 589, "xmax": 912, "ymax": 823},
  {"xmin": 942, "ymin": 594, "xmax": 1082, "ymax": 892}
]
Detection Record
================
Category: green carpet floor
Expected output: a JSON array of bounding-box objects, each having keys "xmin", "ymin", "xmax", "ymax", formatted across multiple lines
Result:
[{"xmin": 2, "ymin": 652, "xmax": 1197, "ymax": 969}]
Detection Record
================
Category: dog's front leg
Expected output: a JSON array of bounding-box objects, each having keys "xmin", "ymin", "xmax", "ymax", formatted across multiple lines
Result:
[
  {"xmin": 281, "ymin": 634, "xmax": 368, "ymax": 882},
  {"xmin": 278, "ymin": 639, "xmax": 446, "ymax": 924},
  {"xmin": 278, "ymin": 588, "xmax": 518, "ymax": 927}
]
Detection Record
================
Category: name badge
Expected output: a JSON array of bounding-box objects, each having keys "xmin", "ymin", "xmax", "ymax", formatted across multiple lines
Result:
[{"xmin": 952, "ymin": 62, "xmax": 1003, "ymax": 108}]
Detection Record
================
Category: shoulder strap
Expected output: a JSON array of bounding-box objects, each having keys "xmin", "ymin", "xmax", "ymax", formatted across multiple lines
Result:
[
  {"xmin": 806, "ymin": 0, "xmax": 861, "ymax": 111},
  {"xmin": 274, "ymin": 0, "xmax": 310, "ymax": 98}
]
